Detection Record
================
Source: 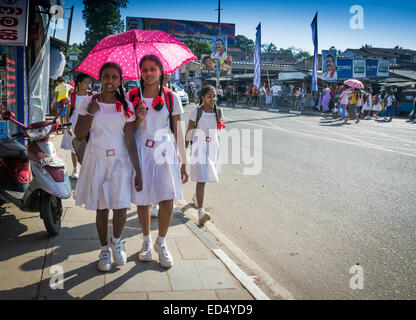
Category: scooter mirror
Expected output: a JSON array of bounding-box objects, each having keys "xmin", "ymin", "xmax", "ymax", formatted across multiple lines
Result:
[{"xmin": 1, "ymin": 111, "xmax": 15, "ymax": 120}]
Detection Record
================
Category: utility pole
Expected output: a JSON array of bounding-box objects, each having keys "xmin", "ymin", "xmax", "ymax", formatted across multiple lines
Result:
[
  {"xmin": 65, "ymin": 6, "xmax": 74, "ymax": 56},
  {"xmin": 215, "ymin": 0, "xmax": 222, "ymax": 90}
]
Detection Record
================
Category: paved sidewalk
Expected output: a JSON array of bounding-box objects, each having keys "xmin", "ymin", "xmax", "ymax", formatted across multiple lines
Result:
[{"xmin": 0, "ymin": 132, "xmax": 257, "ymax": 300}]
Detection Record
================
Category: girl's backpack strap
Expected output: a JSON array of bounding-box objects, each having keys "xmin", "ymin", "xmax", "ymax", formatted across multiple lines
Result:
[
  {"xmin": 70, "ymin": 92, "xmax": 76, "ymax": 109},
  {"xmin": 163, "ymin": 87, "xmax": 174, "ymax": 133},
  {"xmin": 194, "ymin": 105, "xmax": 204, "ymax": 129}
]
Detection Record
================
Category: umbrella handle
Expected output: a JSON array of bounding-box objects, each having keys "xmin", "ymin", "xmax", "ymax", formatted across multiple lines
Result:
[{"xmin": 133, "ymin": 42, "xmax": 144, "ymax": 100}]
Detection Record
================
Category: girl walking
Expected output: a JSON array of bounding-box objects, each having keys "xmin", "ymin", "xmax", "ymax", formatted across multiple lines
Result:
[
  {"xmin": 125, "ymin": 55, "xmax": 188, "ymax": 269},
  {"xmin": 74, "ymin": 62, "xmax": 136, "ymax": 272},
  {"xmin": 185, "ymin": 85, "xmax": 225, "ymax": 225},
  {"xmin": 60, "ymin": 73, "xmax": 91, "ymax": 179},
  {"xmin": 372, "ymin": 91, "xmax": 382, "ymax": 119}
]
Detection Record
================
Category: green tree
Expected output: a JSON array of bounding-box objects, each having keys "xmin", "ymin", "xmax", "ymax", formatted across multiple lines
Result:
[
  {"xmin": 79, "ymin": 0, "xmax": 129, "ymax": 62},
  {"xmin": 64, "ymin": 43, "xmax": 83, "ymax": 75},
  {"xmin": 294, "ymin": 49, "xmax": 311, "ymax": 60},
  {"xmin": 261, "ymin": 42, "xmax": 278, "ymax": 53},
  {"xmin": 361, "ymin": 44, "xmax": 373, "ymax": 48},
  {"xmin": 184, "ymin": 39, "xmax": 211, "ymax": 59},
  {"xmin": 235, "ymin": 34, "xmax": 255, "ymax": 55}
]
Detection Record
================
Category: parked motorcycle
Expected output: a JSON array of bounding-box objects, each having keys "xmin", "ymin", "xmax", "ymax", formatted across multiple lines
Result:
[{"xmin": 0, "ymin": 110, "xmax": 72, "ymax": 236}]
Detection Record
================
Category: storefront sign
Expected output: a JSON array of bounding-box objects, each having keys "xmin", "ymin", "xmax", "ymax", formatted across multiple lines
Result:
[{"xmin": 0, "ymin": 0, "xmax": 29, "ymax": 46}]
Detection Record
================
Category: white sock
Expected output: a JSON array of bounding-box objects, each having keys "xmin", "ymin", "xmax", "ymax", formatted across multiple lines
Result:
[
  {"xmin": 156, "ymin": 236, "xmax": 166, "ymax": 246},
  {"xmin": 101, "ymin": 245, "xmax": 109, "ymax": 252},
  {"xmin": 111, "ymin": 236, "xmax": 120, "ymax": 245},
  {"xmin": 143, "ymin": 235, "xmax": 152, "ymax": 243}
]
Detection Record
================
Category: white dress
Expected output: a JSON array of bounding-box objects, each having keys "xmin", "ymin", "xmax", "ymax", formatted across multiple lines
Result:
[
  {"xmin": 189, "ymin": 107, "xmax": 222, "ymax": 183},
  {"xmin": 129, "ymin": 92, "xmax": 184, "ymax": 206},
  {"xmin": 61, "ymin": 94, "xmax": 88, "ymax": 152},
  {"xmin": 373, "ymin": 95, "xmax": 382, "ymax": 112},
  {"xmin": 74, "ymin": 96, "xmax": 136, "ymax": 211}
]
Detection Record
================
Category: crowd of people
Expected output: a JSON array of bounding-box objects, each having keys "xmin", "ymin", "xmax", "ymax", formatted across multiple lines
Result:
[
  {"xmin": 316, "ymin": 85, "xmax": 411, "ymax": 123},
  {"xmin": 51, "ymin": 56, "xmax": 225, "ymax": 273}
]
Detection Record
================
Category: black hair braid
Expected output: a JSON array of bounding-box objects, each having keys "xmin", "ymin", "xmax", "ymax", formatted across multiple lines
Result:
[
  {"xmin": 213, "ymin": 103, "xmax": 219, "ymax": 123},
  {"xmin": 116, "ymin": 84, "xmax": 128, "ymax": 112}
]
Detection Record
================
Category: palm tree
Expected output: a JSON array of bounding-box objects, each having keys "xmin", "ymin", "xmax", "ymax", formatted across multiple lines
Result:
[{"xmin": 262, "ymin": 42, "xmax": 278, "ymax": 53}]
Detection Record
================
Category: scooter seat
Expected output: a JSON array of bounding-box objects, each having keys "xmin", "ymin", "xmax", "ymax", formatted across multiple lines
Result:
[{"xmin": 0, "ymin": 138, "xmax": 28, "ymax": 159}]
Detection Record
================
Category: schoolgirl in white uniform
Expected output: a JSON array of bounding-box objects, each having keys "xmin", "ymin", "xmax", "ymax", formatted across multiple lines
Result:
[
  {"xmin": 185, "ymin": 85, "xmax": 225, "ymax": 225},
  {"xmin": 60, "ymin": 73, "xmax": 90, "ymax": 178},
  {"xmin": 74, "ymin": 62, "xmax": 136, "ymax": 272},
  {"xmin": 373, "ymin": 92, "xmax": 383, "ymax": 119},
  {"xmin": 125, "ymin": 55, "xmax": 188, "ymax": 269}
]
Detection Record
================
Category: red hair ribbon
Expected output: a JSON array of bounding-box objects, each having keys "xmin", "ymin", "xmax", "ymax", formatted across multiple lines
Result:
[
  {"xmin": 132, "ymin": 97, "xmax": 142, "ymax": 109},
  {"xmin": 217, "ymin": 120, "xmax": 226, "ymax": 130},
  {"xmin": 152, "ymin": 96, "xmax": 164, "ymax": 109},
  {"xmin": 116, "ymin": 101, "xmax": 123, "ymax": 112},
  {"xmin": 125, "ymin": 108, "xmax": 135, "ymax": 119}
]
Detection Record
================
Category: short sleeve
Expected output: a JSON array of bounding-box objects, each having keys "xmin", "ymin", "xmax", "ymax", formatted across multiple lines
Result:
[
  {"xmin": 55, "ymin": 86, "xmax": 59, "ymax": 93},
  {"xmin": 189, "ymin": 107, "xmax": 198, "ymax": 121},
  {"xmin": 125, "ymin": 100, "xmax": 136, "ymax": 123},
  {"xmin": 172, "ymin": 91, "xmax": 184, "ymax": 116},
  {"xmin": 78, "ymin": 95, "xmax": 93, "ymax": 116}
]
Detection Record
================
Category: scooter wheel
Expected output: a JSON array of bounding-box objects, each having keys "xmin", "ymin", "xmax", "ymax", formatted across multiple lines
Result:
[{"xmin": 40, "ymin": 193, "xmax": 62, "ymax": 236}]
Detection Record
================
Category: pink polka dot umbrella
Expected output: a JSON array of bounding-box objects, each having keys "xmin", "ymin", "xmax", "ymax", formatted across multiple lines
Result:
[{"xmin": 76, "ymin": 29, "xmax": 197, "ymax": 80}]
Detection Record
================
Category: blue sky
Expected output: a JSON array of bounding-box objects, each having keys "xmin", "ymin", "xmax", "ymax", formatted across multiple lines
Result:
[{"xmin": 55, "ymin": 0, "xmax": 416, "ymax": 53}]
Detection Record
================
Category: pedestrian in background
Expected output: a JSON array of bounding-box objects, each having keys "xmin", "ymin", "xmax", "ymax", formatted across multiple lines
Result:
[
  {"xmin": 50, "ymin": 76, "xmax": 74, "ymax": 124},
  {"xmin": 384, "ymin": 89, "xmax": 396, "ymax": 122},
  {"xmin": 345, "ymin": 88, "xmax": 360, "ymax": 123},
  {"xmin": 74, "ymin": 62, "xmax": 136, "ymax": 272},
  {"xmin": 217, "ymin": 85, "xmax": 223, "ymax": 106},
  {"xmin": 321, "ymin": 85, "xmax": 330, "ymax": 112},
  {"xmin": 271, "ymin": 82, "xmax": 279, "ymax": 108},
  {"xmin": 185, "ymin": 85, "xmax": 225, "ymax": 225},
  {"xmin": 337, "ymin": 86, "xmax": 349, "ymax": 120},
  {"xmin": 260, "ymin": 83, "xmax": 266, "ymax": 106},
  {"xmin": 60, "ymin": 73, "xmax": 91, "ymax": 179},
  {"xmin": 266, "ymin": 85, "xmax": 272, "ymax": 105},
  {"xmin": 362, "ymin": 88, "xmax": 373, "ymax": 119},
  {"xmin": 356, "ymin": 90, "xmax": 363, "ymax": 119},
  {"xmin": 372, "ymin": 91, "xmax": 382, "ymax": 119},
  {"xmin": 250, "ymin": 86, "xmax": 258, "ymax": 107}
]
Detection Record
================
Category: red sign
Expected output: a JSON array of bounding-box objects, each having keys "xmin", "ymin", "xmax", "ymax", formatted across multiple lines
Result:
[{"xmin": 0, "ymin": 0, "xmax": 28, "ymax": 46}]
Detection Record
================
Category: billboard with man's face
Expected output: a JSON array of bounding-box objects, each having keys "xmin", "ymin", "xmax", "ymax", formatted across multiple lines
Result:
[
  {"xmin": 210, "ymin": 36, "xmax": 227, "ymax": 60},
  {"xmin": 322, "ymin": 50, "xmax": 338, "ymax": 80}
]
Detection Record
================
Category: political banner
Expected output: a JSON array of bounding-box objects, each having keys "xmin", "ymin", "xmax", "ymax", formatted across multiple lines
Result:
[
  {"xmin": 353, "ymin": 59, "xmax": 366, "ymax": 78},
  {"xmin": 210, "ymin": 36, "xmax": 227, "ymax": 60},
  {"xmin": 377, "ymin": 60, "xmax": 390, "ymax": 77},
  {"xmin": 0, "ymin": 0, "xmax": 29, "ymax": 46},
  {"xmin": 322, "ymin": 50, "xmax": 337, "ymax": 80},
  {"xmin": 337, "ymin": 59, "xmax": 353, "ymax": 79},
  {"xmin": 201, "ymin": 54, "xmax": 217, "ymax": 71},
  {"xmin": 220, "ymin": 56, "xmax": 232, "ymax": 74},
  {"xmin": 366, "ymin": 59, "xmax": 378, "ymax": 77}
]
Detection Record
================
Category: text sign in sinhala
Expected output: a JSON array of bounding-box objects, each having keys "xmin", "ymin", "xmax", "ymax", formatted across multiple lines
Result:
[{"xmin": 0, "ymin": 0, "xmax": 29, "ymax": 46}]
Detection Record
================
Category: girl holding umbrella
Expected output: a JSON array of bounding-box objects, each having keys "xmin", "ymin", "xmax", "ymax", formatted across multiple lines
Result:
[{"xmin": 125, "ymin": 55, "xmax": 188, "ymax": 269}]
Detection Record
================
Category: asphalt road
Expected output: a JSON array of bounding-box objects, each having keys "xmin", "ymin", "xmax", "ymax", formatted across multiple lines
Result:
[{"xmin": 181, "ymin": 104, "xmax": 416, "ymax": 299}]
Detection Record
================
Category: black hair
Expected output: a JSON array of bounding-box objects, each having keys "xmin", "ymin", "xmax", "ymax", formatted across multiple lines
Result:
[
  {"xmin": 57, "ymin": 76, "xmax": 65, "ymax": 83},
  {"xmin": 74, "ymin": 73, "xmax": 90, "ymax": 92},
  {"xmin": 215, "ymin": 38, "xmax": 224, "ymax": 45},
  {"xmin": 326, "ymin": 54, "xmax": 334, "ymax": 62},
  {"xmin": 199, "ymin": 85, "xmax": 220, "ymax": 123},
  {"xmin": 99, "ymin": 62, "xmax": 128, "ymax": 112},
  {"xmin": 202, "ymin": 56, "xmax": 212, "ymax": 63},
  {"xmin": 139, "ymin": 54, "xmax": 165, "ymax": 111}
]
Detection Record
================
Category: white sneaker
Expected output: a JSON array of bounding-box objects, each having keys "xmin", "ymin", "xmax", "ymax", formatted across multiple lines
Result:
[
  {"xmin": 97, "ymin": 250, "xmax": 112, "ymax": 272},
  {"xmin": 137, "ymin": 241, "xmax": 153, "ymax": 262},
  {"xmin": 154, "ymin": 242, "xmax": 173, "ymax": 268},
  {"xmin": 150, "ymin": 204, "xmax": 159, "ymax": 218},
  {"xmin": 71, "ymin": 168, "xmax": 78, "ymax": 179},
  {"xmin": 109, "ymin": 238, "xmax": 127, "ymax": 266},
  {"xmin": 198, "ymin": 208, "xmax": 211, "ymax": 225}
]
